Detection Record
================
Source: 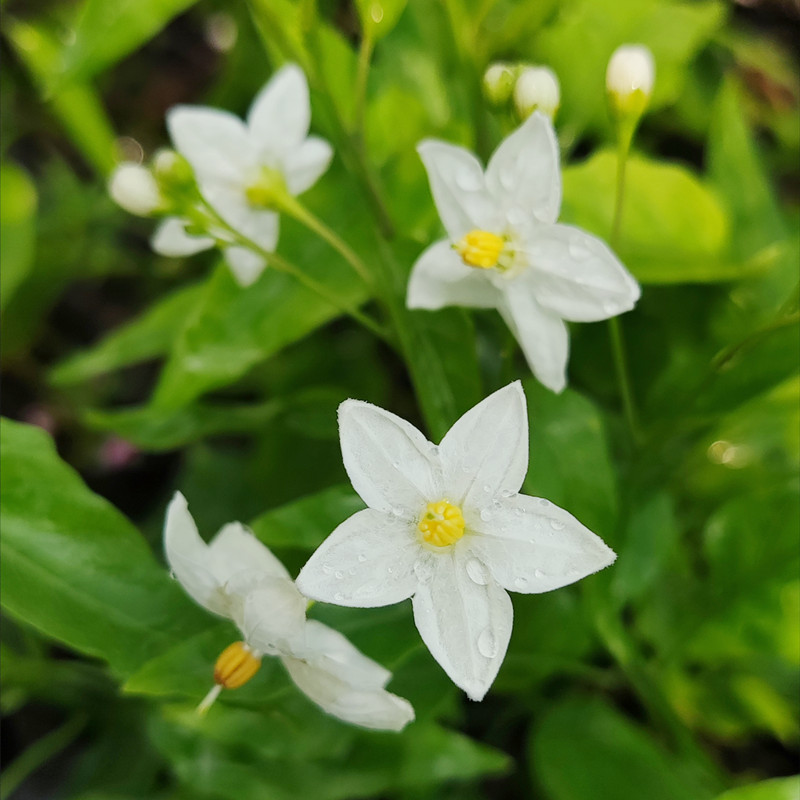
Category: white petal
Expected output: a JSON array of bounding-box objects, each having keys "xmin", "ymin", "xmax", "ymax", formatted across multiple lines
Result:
[
  {"xmin": 296, "ymin": 509, "xmax": 420, "ymax": 608},
  {"xmin": 240, "ymin": 579, "xmax": 308, "ymax": 655},
  {"xmin": 281, "ymin": 136, "xmax": 333, "ymax": 195},
  {"xmin": 282, "ymin": 658, "xmax": 415, "ymax": 730},
  {"xmin": 207, "ymin": 522, "xmax": 291, "ymax": 581},
  {"xmin": 486, "ymin": 112, "xmax": 561, "ymax": 225},
  {"xmin": 200, "ymin": 182, "xmax": 279, "ymax": 252},
  {"xmin": 337, "ymin": 399, "xmax": 442, "ymax": 517},
  {"xmin": 524, "ymin": 224, "xmax": 641, "ymax": 322},
  {"xmin": 108, "ymin": 163, "xmax": 162, "ymax": 216},
  {"xmin": 167, "ymin": 106, "xmax": 256, "ymax": 184},
  {"xmin": 223, "ymin": 246, "xmax": 266, "ymax": 286},
  {"xmin": 406, "ymin": 239, "xmax": 500, "ymax": 311},
  {"xmin": 417, "ymin": 140, "xmax": 500, "ymax": 240},
  {"xmin": 163, "ymin": 492, "xmax": 227, "ymax": 616},
  {"xmin": 151, "ymin": 217, "xmax": 214, "ymax": 257},
  {"xmin": 465, "ymin": 494, "xmax": 616, "ymax": 593},
  {"xmin": 499, "ymin": 290, "xmax": 569, "ymax": 393},
  {"xmin": 247, "ymin": 64, "xmax": 310, "ymax": 160},
  {"xmin": 412, "ymin": 548, "xmax": 512, "ymax": 700},
  {"xmin": 439, "ymin": 382, "xmax": 528, "ymax": 509}
]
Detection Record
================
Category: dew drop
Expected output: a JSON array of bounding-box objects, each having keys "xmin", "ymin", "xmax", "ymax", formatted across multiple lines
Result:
[
  {"xmin": 538, "ymin": 499, "xmax": 551, "ymax": 508},
  {"xmin": 466, "ymin": 558, "xmax": 489, "ymax": 585},
  {"xmin": 500, "ymin": 489, "xmax": 513, "ymax": 498},
  {"xmin": 387, "ymin": 566, "xmax": 394, "ymax": 574},
  {"xmin": 477, "ymin": 628, "xmax": 498, "ymax": 658},
  {"xmin": 357, "ymin": 553, "xmax": 367, "ymax": 563},
  {"xmin": 391, "ymin": 461, "xmax": 401, "ymax": 469},
  {"xmin": 513, "ymin": 507, "xmax": 524, "ymax": 517},
  {"xmin": 334, "ymin": 593, "xmax": 345, "ymax": 603},
  {"xmin": 391, "ymin": 505, "xmax": 405, "ymax": 517},
  {"xmin": 461, "ymin": 466, "xmax": 471, "ymax": 474},
  {"xmin": 549, "ymin": 518, "xmax": 565, "ymax": 531},
  {"xmin": 482, "ymin": 484, "xmax": 492, "ymax": 493},
  {"xmin": 168, "ymin": 570, "xmax": 177, "ymax": 580},
  {"xmin": 334, "ymin": 570, "xmax": 344, "ymax": 580},
  {"xmin": 568, "ymin": 241, "xmax": 591, "ymax": 260},
  {"xmin": 480, "ymin": 508, "xmax": 493, "ymax": 522},
  {"xmin": 348, "ymin": 568, "xmax": 357, "ymax": 576},
  {"xmin": 534, "ymin": 568, "xmax": 545, "ymax": 579},
  {"xmin": 322, "ymin": 563, "xmax": 334, "ymax": 575},
  {"xmin": 514, "ymin": 576, "xmax": 528, "ymax": 590}
]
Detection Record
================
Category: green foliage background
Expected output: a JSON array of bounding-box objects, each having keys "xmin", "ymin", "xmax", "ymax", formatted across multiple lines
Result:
[{"xmin": 1, "ymin": 0, "xmax": 798, "ymax": 798}]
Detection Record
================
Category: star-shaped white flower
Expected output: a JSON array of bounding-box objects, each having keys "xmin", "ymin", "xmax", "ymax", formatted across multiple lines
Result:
[
  {"xmin": 296, "ymin": 382, "xmax": 616, "ymax": 701},
  {"xmin": 165, "ymin": 492, "xmax": 414, "ymax": 731},
  {"xmin": 160, "ymin": 63, "xmax": 333, "ymax": 286},
  {"xmin": 406, "ymin": 112, "xmax": 640, "ymax": 393}
]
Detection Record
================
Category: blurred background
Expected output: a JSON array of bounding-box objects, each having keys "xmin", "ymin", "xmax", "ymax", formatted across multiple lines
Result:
[{"xmin": 1, "ymin": 0, "xmax": 798, "ymax": 798}]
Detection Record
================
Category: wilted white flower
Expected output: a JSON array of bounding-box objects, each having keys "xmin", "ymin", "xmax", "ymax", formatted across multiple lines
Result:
[
  {"xmin": 513, "ymin": 66, "xmax": 560, "ymax": 120},
  {"xmin": 165, "ymin": 493, "xmax": 414, "ymax": 731},
  {"xmin": 296, "ymin": 383, "xmax": 616, "ymax": 701},
  {"xmin": 606, "ymin": 44, "xmax": 655, "ymax": 117},
  {"xmin": 406, "ymin": 113, "xmax": 640, "ymax": 392},
  {"xmin": 164, "ymin": 63, "xmax": 332, "ymax": 286},
  {"xmin": 108, "ymin": 163, "xmax": 164, "ymax": 216},
  {"xmin": 482, "ymin": 62, "xmax": 515, "ymax": 106}
]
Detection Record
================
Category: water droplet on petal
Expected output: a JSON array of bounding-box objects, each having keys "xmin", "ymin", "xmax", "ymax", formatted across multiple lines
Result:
[
  {"xmin": 500, "ymin": 489, "xmax": 513, "ymax": 498},
  {"xmin": 466, "ymin": 558, "xmax": 489, "ymax": 585},
  {"xmin": 461, "ymin": 466, "xmax": 471, "ymax": 474},
  {"xmin": 482, "ymin": 484, "xmax": 492, "ymax": 493},
  {"xmin": 538, "ymin": 499, "xmax": 551, "ymax": 508},
  {"xmin": 477, "ymin": 628, "xmax": 498, "ymax": 658},
  {"xmin": 333, "ymin": 592, "xmax": 345, "ymax": 603},
  {"xmin": 391, "ymin": 505, "xmax": 406, "ymax": 517},
  {"xmin": 514, "ymin": 576, "xmax": 528, "ymax": 590},
  {"xmin": 168, "ymin": 570, "xmax": 177, "ymax": 580},
  {"xmin": 534, "ymin": 568, "xmax": 545, "ymax": 579},
  {"xmin": 514, "ymin": 507, "xmax": 524, "ymax": 517},
  {"xmin": 549, "ymin": 518, "xmax": 565, "ymax": 531},
  {"xmin": 357, "ymin": 553, "xmax": 367, "ymax": 563},
  {"xmin": 480, "ymin": 508, "xmax": 493, "ymax": 522},
  {"xmin": 334, "ymin": 570, "xmax": 344, "ymax": 580},
  {"xmin": 568, "ymin": 240, "xmax": 592, "ymax": 260},
  {"xmin": 392, "ymin": 461, "xmax": 401, "ymax": 469},
  {"xmin": 322, "ymin": 563, "xmax": 334, "ymax": 575}
]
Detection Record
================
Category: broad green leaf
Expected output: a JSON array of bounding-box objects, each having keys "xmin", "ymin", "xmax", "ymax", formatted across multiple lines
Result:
[
  {"xmin": 5, "ymin": 19, "xmax": 116, "ymax": 175},
  {"xmin": 0, "ymin": 162, "xmax": 37, "ymax": 312},
  {"xmin": 0, "ymin": 419, "xmax": 206, "ymax": 676},
  {"xmin": 530, "ymin": 696, "xmax": 715, "ymax": 800},
  {"xmin": 713, "ymin": 777, "xmax": 800, "ymax": 800},
  {"xmin": 50, "ymin": 284, "xmax": 203, "ymax": 386},
  {"xmin": 249, "ymin": 484, "xmax": 364, "ymax": 550},
  {"xmin": 56, "ymin": 0, "xmax": 200, "ymax": 87},
  {"xmin": 522, "ymin": 380, "xmax": 618, "ymax": 538},
  {"xmin": 561, "ymin": 149, "xmax": 734, "ymax": 284}
]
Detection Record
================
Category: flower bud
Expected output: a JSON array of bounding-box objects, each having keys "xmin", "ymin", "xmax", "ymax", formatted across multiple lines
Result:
[
  {"xmin": 606, "ymin": 44, "xmax": 655, "ymax": 119},
  {"xmin": 153, "ymin": 149, "xmax": 195, "ymax": 189},
  {"xmin": 108, "ymin": 163, "xmax": 163, "ymax": 216},
  {"xmin": 482, "ymin": 62, "xmax": 515, "ymax": 106},
  {"xmin": 513, "ymin": 66, "xmax": 560, "ymax": 120}
]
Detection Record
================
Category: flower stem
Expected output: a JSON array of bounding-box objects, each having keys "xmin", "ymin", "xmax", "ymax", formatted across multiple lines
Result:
[
  {"xmin": 608, "ymin": 123, "xmax": 641, "ymax": 443},
  {"xmin": 353, "ymin": 21, "xmax": 375, "ymax": 137}
]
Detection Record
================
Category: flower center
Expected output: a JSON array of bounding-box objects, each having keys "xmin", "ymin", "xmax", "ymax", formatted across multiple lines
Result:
[
  {"xmin": 418, "ymin": 500, "xmax": 465, "ymax": 547},
  {"xmin": 213, "ymin": 641, "xmax": 262, "ymax": 689},
  {"xmin": 455, "ymin": 229, "xmax": 505, "ymax": 269},
  {"xmin": 244, "ymin": 167, "xmax": 288, "ymax": 209}
]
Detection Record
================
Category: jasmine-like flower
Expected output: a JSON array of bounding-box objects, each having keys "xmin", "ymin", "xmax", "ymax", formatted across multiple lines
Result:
[
  {"xmin": 296, "ymin": 382, "xmax": 616, "ymax": 701},
  {"xmin": 406, "ymin": 113, "xmax": 640, "ymax": 393},
  {"xmin": 164, "ymin": 63, "xmax": 333, "ymax": 286},
  {"xmin": 165, "ymin": 493, "xmax": 414, "ymax": 731}
]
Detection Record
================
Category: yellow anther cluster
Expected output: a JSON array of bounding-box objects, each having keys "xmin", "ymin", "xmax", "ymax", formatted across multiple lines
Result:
[
  {"xmin": 455, "ymin": 229, "xmax": 505, "ymax": 269},
  {"xmin": 418, "ymin": 500, "xmax": 465, "ymax": 547},
  {"xmin": 214, "ymin": 641, "xmax": 262, "ymax": 689}
]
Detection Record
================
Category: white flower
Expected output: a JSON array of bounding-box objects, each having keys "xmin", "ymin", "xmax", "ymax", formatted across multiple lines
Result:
[
  {"xmin": 108, "ymin": 163, "xmax": 164, "ymax": 216},
  {"xmin": 406, "ymin": 113, "xmax": 640, "ymax": 393},
  {"xmin": 513, "ymin": 66, "xmax": 560, "ymax": 120},
  {"xmin": 606, "ymin": 44, "xmax": 655, "ymax": 117},
  {"xmin": 164, "ymin": 64, "xmax": 333, "ymax": 286},
  {"xmin": 165, "ymin": 492, "xmax": 414, "ymax": 731},
  {"xmin": 296, "ymin": 382, "xmax": 616, "ymax": 701}
]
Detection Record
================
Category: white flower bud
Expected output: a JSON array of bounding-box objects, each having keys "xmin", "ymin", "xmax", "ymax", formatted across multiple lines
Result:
[
  {"xmin": 606, "ymin": 44, "xmax": 655, "ymax": 118},
  {"xmin": 482, "ymin": 62, "xmax": 515, "ymax": 106},
  {"xmin": 513, "ymin": 66, "xmax": 560, "ymax": 120},
  {"xmin": 108, "ymin": 163, "xmax": 163, "ymax": 216}
]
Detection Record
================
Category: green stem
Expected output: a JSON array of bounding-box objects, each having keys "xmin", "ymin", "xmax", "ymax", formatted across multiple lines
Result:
[
  {"xmin": 0, "ymin": 715, "xmax": 87, "ymax": 800},
  {"xmin": 353, "ymin": 22, "xmax": 375, "ymax": 137},
  {"xmin": 199, "ymin": 202, "xmax": 391, "ymax": 343},
  {"xmin": 608, "ymin": 123, "xmax": 641, "ymax": 443}
]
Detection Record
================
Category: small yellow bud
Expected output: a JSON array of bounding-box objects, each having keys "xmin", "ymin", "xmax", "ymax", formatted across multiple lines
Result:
[
  {"xmin": 213, "ymin": 641, "xmax": 261, "ymax": 689},
  {"xmin": 455, "ymin": 230, "xmax": 505, "ymax": 269},
  {"xmin": 418, "ymin": 500, "xmax": 465, "ymax": 547}
]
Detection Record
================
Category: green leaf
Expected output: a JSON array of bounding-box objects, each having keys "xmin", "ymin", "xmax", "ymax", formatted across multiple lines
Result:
[
  {"xmin": 0, "ymin": 162, "xmax": 37, "ymax": 312},
  {"xmin": 50, "ymin": 284, "xmax": 204, "ymax": 386},
  {"xmin": 561, "ymin": 149, "xmax": 734, "ymax": 284},
  {"xmin": 56, "ymin": 0, "xmax": 200, "ymax": 87},
  {"xmin": 5, "ymin": 19, "xmax": 117, "ymax": 175},
  {"xmin": 522, "ymin": 380, "xmax": 618, "ymax": 538},
  {"xmin": 0, "ymin": 419, "xmax": 206, "ymax": 675},
  {"xmin": 530, "ymin": 696, "xmax": 715, "ymax": 800},
  {"xmin": 249, "ymin": 484, "xmax": 364, "ymax": 550},
  {"xmin": 712, "ymin": 777, "xmax": 800, "ymax": 800}
]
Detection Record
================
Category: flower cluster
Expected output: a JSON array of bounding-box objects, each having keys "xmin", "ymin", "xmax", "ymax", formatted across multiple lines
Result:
[{"xmin": 111, "ymin": 51, "xmax": 654, "ymax": 727}]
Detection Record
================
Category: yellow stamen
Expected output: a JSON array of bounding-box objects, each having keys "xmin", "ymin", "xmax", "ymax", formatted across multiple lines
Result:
[
  {"xmin": 455, "ymin": 230, "xmax": 505, "ymax": 269},
  {"xmin": 213, "ymin": 641, "xmax": 261, "ymax": 689},
  {"xmin": 418, "ymin": 500, "xmax": 465, "ymax": 547}
]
